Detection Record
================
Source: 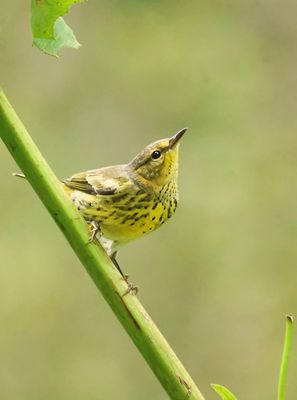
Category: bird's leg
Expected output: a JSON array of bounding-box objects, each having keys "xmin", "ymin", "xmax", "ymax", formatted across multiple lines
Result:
[
  {"xmin": 111, "ymin": 252, "xmax": 138, "ymax": 295},
  {"xmin": 88, "ymin": 221, "xmax": 100, "ymax": 243},
  {"xmin": 110, "ymin": 252, "xmax": 127, "ymax": 280}
]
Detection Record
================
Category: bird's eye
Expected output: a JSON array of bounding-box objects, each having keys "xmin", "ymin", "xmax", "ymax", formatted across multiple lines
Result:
[{"xmin": 151, "ymin": 150, "xmax": 161, "ymax": 160}]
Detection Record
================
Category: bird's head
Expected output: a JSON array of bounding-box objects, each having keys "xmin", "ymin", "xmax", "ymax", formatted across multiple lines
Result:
[{"xmin": 129, "ymin": 128, "xmax": 187, "ymax": 192}]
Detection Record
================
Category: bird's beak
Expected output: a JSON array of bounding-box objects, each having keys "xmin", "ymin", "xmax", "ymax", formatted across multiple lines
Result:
[{"xmin": 169, "ymin": 128, "xmax": 188, "ymax": 149}]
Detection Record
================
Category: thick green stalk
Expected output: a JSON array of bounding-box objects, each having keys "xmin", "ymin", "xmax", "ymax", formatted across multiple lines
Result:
[
  {"xmin": 0, "ymin": 89, "xmax": 205, "ymax": 400},
  {"xmin": 278, "ymin": 315, "xmax": 293, "ymax": 400}
]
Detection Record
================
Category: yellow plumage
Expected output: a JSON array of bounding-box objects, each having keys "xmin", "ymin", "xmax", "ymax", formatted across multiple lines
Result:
[{"xmin": 63, "ymin": 129, "xmax": 186, "ymax": 258}]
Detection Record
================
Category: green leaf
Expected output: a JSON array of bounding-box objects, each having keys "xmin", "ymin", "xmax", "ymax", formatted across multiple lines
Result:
[
  {"xmin": 278, "ymin": 315, "xmax": 294, "ymax": 400},
  {"xmin": 31, "ymin": 0, "xmax": 87, "ymax": 56},
  {"xmin": 33, "ymin": 17, "xmax": 81, "ymax": 57},
  {"xmin": 211, "ymin": 384, "xmax": 238, "ymax": 400}
]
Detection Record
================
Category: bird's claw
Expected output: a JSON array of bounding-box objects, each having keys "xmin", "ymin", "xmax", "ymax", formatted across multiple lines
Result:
[
  {"xmin": 123, "ymin": 282, "xmax": 138, "ymax": 296},
  {"xmin": 121, "ymin": 274, "xmax": 138, "ymax": 295},
  {"xmin": 88, "ymin": 221, "xmax": 100, "ymax": 243}
]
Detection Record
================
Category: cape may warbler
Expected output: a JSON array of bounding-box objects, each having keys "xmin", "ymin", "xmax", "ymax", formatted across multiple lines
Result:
[{"xmin": 15, "ymin": 128, "xmax": 186, "ymax": 281}]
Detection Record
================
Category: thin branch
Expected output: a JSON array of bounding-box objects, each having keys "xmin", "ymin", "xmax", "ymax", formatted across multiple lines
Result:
[
  {"xmin": 278, "ymin": 315, "xmax": 293, "ymax": 400},
  {"xmin": 0, "ymin": 89, "xmax": 205, "ymax": 400}
]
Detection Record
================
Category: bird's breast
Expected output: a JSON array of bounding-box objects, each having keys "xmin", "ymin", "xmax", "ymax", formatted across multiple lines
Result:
[{"xmin": 66, "ymin": 180, "xmax": 178, "ymax": 244}]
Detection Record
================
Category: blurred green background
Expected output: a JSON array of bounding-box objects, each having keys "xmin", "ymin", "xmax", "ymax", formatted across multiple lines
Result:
[{"xmin": 1, "ymin": 1, "xmax": 297, "ymax": 399}]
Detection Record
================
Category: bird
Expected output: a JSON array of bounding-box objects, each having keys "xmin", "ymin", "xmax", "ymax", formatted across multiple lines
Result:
[{"xmin": 14, "ymin": 128, "xmax": 187, "ymax": 289}]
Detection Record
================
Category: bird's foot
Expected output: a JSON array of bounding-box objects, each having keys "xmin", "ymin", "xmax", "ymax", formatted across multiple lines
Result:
[
  {"xmin": 88, "ymin": 221, "xmax": 100, "ymax": 243},
  {"xmin": 122, "ymin": 276, "xmax": 138, "ymax": 296},
  {"xmin": 110, "ymin": 253, "xmax": 138, "ymax": 295}
]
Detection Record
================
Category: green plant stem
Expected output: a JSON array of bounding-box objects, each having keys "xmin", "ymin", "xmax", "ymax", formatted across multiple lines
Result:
[
  {"xmin": 278, "ymin": 315, "xmax": 293, "ymax": 400},
  {"xmin": 0, "ymin": 89, "xmax": 205, "ymax": 400}
]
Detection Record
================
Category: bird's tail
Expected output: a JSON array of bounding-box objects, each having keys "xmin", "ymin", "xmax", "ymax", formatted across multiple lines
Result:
[{"xmin": 13, "ymin": 173, "xmax": 26, "ymax": 179}]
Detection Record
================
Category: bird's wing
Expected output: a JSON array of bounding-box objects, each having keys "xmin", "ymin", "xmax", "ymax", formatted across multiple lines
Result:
[{"xmin": 62, "ymin": 165, "xmax": 132, "ymax": 195}]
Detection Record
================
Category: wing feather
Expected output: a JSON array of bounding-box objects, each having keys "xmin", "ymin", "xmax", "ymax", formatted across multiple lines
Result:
[{"xmin": 62, "ymin": 165, "xmax": 132, "ymax": 196}]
